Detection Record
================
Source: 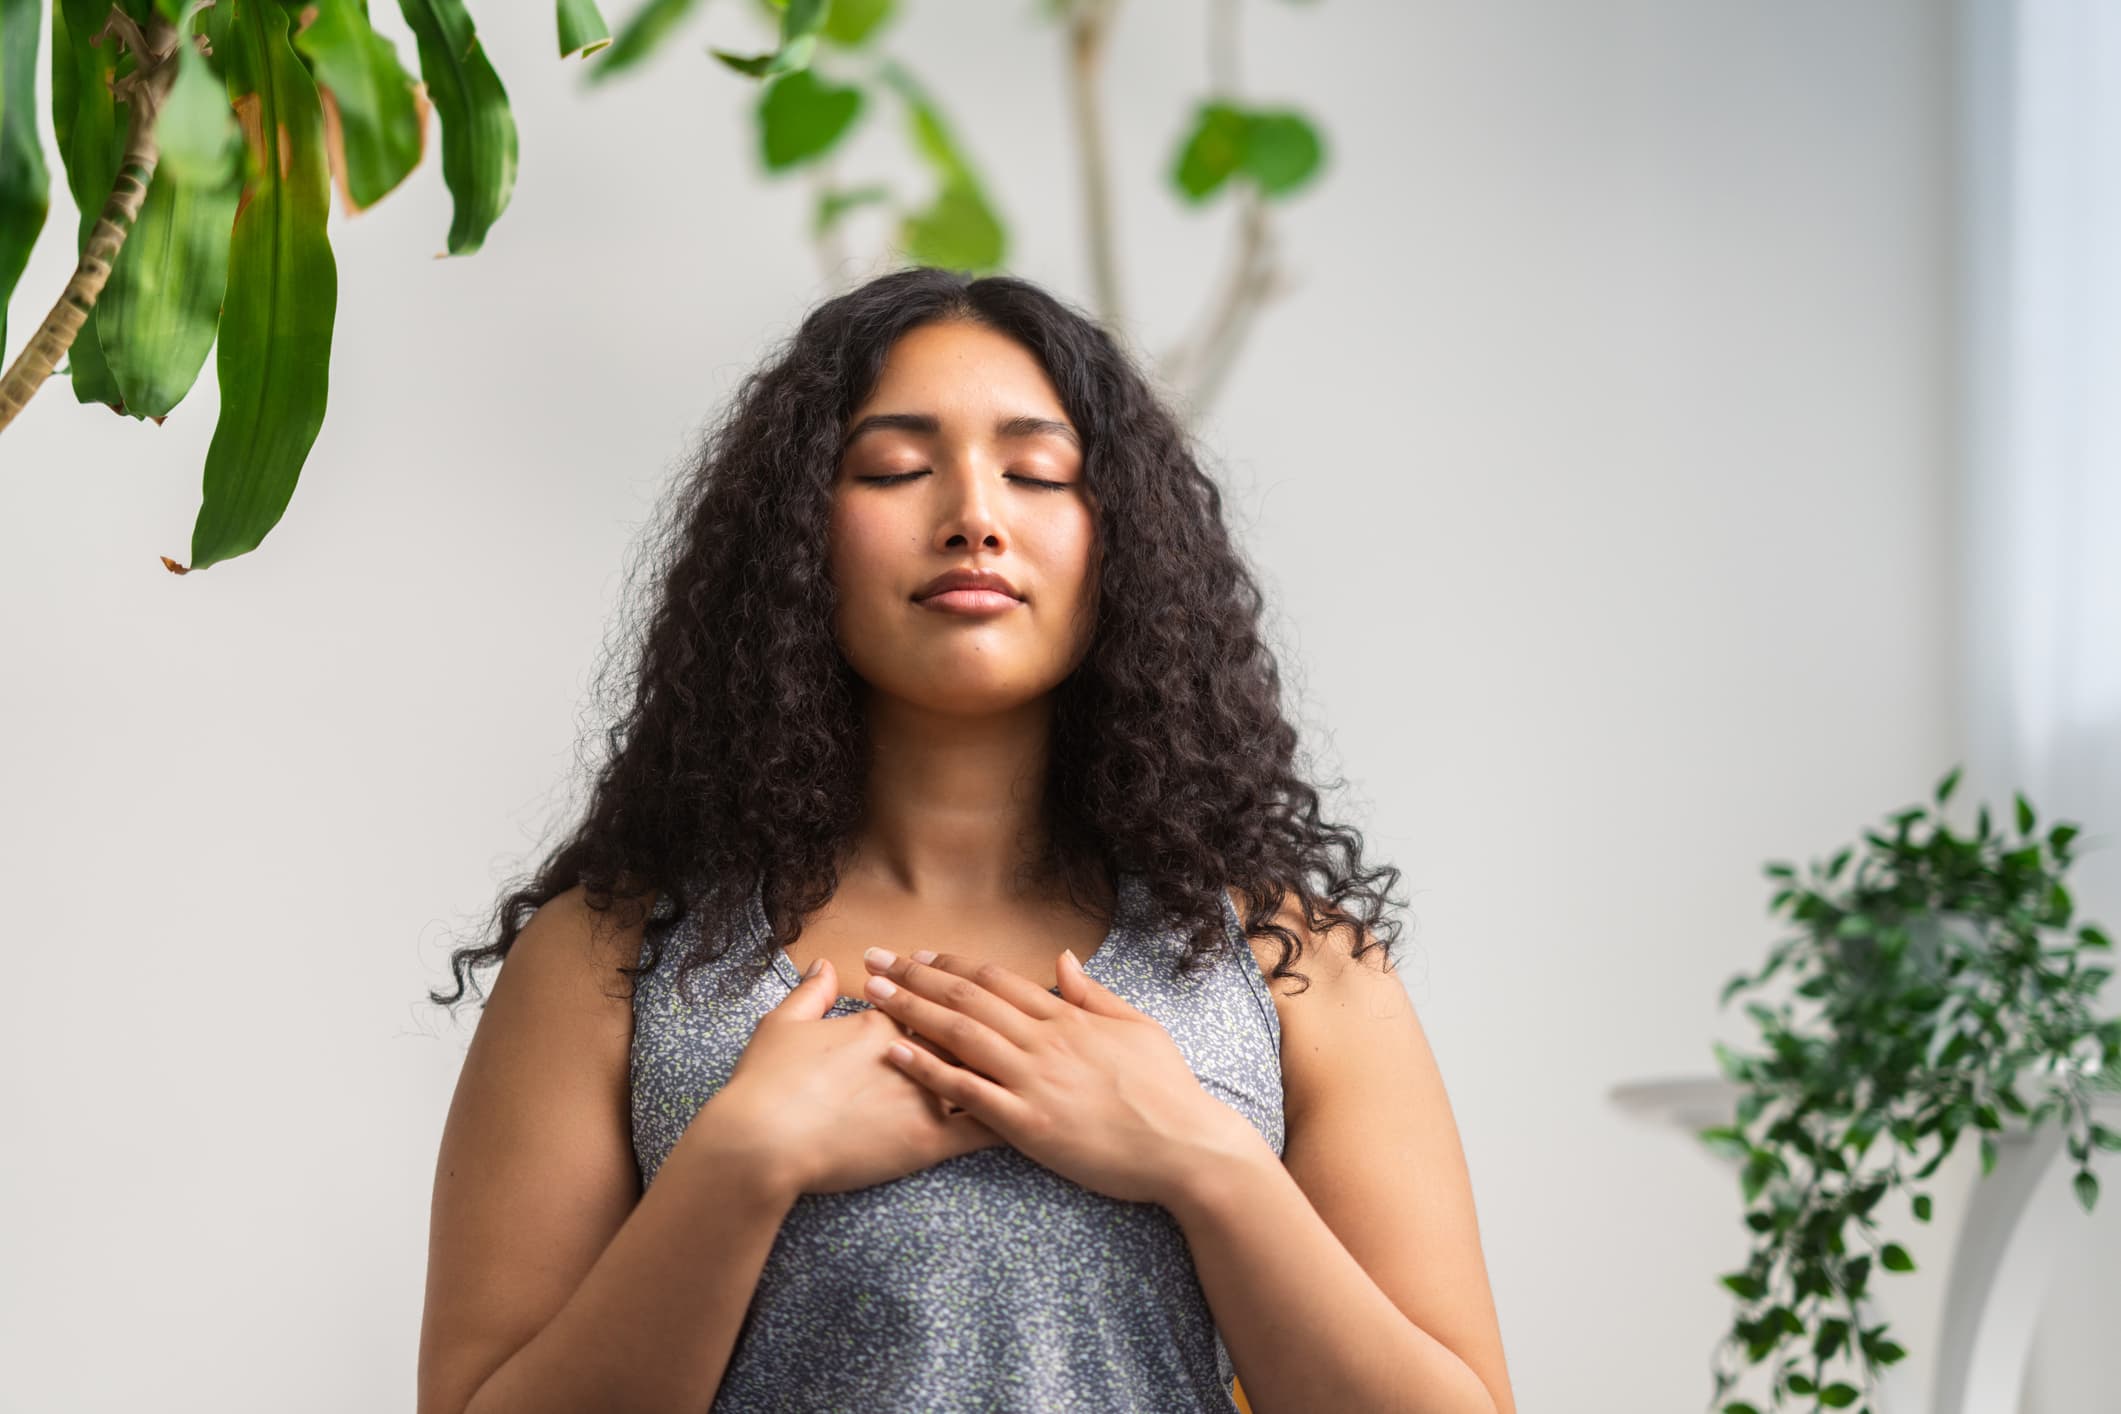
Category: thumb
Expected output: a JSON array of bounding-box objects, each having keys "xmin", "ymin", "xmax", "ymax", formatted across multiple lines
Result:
[
  {"xmin": 773, "ymin": 956, "xmax": 839, "ymax": 1019},
  {"xmin": 1057, "ymin": 948, "xmax": 1133, "ymax": 1016}
]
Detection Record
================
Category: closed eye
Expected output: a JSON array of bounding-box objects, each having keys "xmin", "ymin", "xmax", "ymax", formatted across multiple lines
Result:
[{"xmin": 857, "ymin": 471, "xmax": 1072, "ymax": 491}]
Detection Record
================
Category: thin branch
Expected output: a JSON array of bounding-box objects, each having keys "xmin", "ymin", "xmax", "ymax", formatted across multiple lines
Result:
[
  {"xmin": 808, "ymin": 156, "xmax": 853, "ymax": 297},
  {"xmin": 1063, "ymin": 0, "xmax": 1124, "ymax": 330},
  {"xmin": 0, "ymin": 5, "xmax": 186, "ymax": 435},
  {"xmin": 1169, "ymin": 183, "xmax": 1293, "ymax": 421},
  {"xmin": 1156, "ymin": 0, "xmax": 1295, "ymax": 429}
]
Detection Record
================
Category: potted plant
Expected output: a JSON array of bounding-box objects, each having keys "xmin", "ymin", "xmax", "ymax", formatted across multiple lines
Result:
[{"xmin": 1701, "ymin": 765, "xmax": 2121, "ymax": 1413}]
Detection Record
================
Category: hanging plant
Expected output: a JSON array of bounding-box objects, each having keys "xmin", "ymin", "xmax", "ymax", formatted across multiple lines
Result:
[{"xmin": 1702, "ymin": 764, "xmax": 2121, "ymax": 1413}]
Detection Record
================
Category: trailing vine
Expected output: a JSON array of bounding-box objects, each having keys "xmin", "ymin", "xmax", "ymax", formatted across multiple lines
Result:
[{"xmin": 1703, "ymin": 765, "xmax": 2121, "ymax": 1413}]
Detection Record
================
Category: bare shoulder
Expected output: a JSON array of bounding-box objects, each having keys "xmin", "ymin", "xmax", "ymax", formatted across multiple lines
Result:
[
  {"xmin": 1220, "ymin": 884, "xmax": 1516, "ymax": 1412},
  {"xmin": 511, "ymin": 882, "xmax": 658, "ymax": 1004},
  {"xmin": 1221, "ymin": 885, "xmax": 1406, "ymax": 1123}
]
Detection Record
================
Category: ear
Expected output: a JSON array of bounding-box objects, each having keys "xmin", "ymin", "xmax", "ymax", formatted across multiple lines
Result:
[{"xmin": 1056, "ymin": 948, "xmax": 1135, "ymax": 1017}]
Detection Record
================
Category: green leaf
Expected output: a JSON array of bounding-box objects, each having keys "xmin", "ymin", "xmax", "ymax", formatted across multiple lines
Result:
[
  {"xmin": 1936, "ymin": 764, "xmax": 1962, "ymax": 804},
  {"xmin": 899, "ymin": 178, "xmax": 1002, "ymax": 272},
  {"xmin": 583, "ymin": 0, "xmax": 704, "ymax": 84},
  {"xmin": 2076, "ymin": 1169, "xmax": 2099, "ymax": 1213},
  {"xmin": 50, "ymin": 0, "xmax": 129, "ymax": 411},
  {"xmin": 712, "ymin": 31, "xmax": 816, "ymax": 77},
  {"xmin": 1912, "ymin": 1192, "xmax": 1932, "ymax": 1221},
  {"xmin": 1239, "ymin": 107, "xmax": 1323, "ymax": 196},
  {"xmin": 99, "ymin": 27, "xmax": 238, "ymax": 420},
  {"xmin": 1712, "ymin": 1039, "xmax": 1751, "ymax": 1083},
  {"xmin": 557, "ymin": 0, "xmax": 612, "ymax": 59},
  {"xmin": 1879, "ymin": 1243, "xmax": 1915, "ymax": 1272},
  {"xmin": 756, "ymin": 65, "xmax": 862, "ymax": 170},
  {"xmin": 712, "ymin": 0, "xmax": 827, "ymax": 79},
  {"xmin": 1698, "ymin": 1124, "xmax": 1751, "ymax": 1161},
  {"xmin": 155, "ymin": 16, "xmax": 243, "ymax": 186},
  {"xmin": 291, "ymin": 0, "xmax": 426, "ymax": 211},
  {"xmin": 1720, "ymin": 1271, "xmax": 1768, "ymax": 1301},
  {"xmin": 821, "ymin": 0, "xmax": 893, "ymax": 46},
  {"xmin": 396, "ymin": 0, "xmax": 517, "ymax": 255},
  {"xmin": 185, "ymin": 0, "xmax": 337, "ymax": 571},
  {"xmin": 2082, "ymin": 924, "xmax": 2112, "ymax": 950},
  {"xmin": 812, "ymin": 180, "xmax": 890, "ymax": 237},
  {"xmin": 1740, "ymin": 1150, "xmax": 1778, "ymax": 1204},
  {"xmin": 0, "ymin": 0, "xmax": 51, "ymax": 359},
  {"xmin": 1172, "ymin": 100, "xmax": 1246, "ymax": 200},
  {"xmin": 2016, "ymin": 792, "xmax": 2035, "ymax": 835},
  {"xmin": 876, "ymin": 58, "xmax": 1003, "ymax": 270},
  {"xmin": 1818, "ymin": 1384, "xmax": 1860, "ymax": 1408}
]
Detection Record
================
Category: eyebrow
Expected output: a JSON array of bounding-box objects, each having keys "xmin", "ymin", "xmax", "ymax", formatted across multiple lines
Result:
[{"xmin": 840, "ymin": 412, "xmax": 1082, "ymax": 454}]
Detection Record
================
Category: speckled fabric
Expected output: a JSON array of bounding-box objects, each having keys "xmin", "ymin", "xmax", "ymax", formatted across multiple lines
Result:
[{"xmin": 629, "ymin": 869, "xmax": 1285, "ymax": 1413}]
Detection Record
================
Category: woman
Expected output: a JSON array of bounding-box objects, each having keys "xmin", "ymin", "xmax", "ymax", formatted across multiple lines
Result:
[{"xmin": 417, "ymin": 267, "xmax": 1514, "ymax": 1414}]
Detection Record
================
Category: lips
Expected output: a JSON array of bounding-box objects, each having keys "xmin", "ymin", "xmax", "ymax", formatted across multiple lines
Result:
[{"xmin": 914, "ymin": 568, "xmax": 1022, "ymax": 601}]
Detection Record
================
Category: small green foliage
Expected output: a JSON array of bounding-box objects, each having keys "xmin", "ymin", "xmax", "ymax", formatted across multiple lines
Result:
[
  {"xmin": 1171, "ymin": 99, "xmax": 1324, "ymax": 202},
  {"xmin": 756, "ymin": 67, "xmax": 864, "ymax": 170},
  {"xmin": 1704, "ymin": 765, "xmax": 2116, "ymax": 1411}
]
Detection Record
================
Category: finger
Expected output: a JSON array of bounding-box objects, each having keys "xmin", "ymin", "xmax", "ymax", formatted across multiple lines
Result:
[
  {"xmin": 925, "ymin": 949, "xmax": 1072, "ymax": 1020},
  {"xmin": 864, "ymin": 967, "xmax": 1025, "ymax": 1084},
  {"xmin": 864, "ymin": 949, "xmax": 1057, "ymax": 1048},
  {"xmin": 1054, "ymin": 947, "xmax": 1090, "ymax": 1008},
  {"xmin": 767, "ymin": 957, "xmax": 839, "ymax": 1021},
  {"xmin": 865, "ymin": 949, "xmax": 1056, "ymax": 1051},
  {"xmin": 1057, "ymin": 947, "xmax": 1138, "ymax": 1018},
  {"xmin": 885, "ymin": 1036, "xmax": 1025, "ymax": 1132},
  {"xmin": 937, "ymin": 1108, "xmax": 1003, "ymax": 1157}
]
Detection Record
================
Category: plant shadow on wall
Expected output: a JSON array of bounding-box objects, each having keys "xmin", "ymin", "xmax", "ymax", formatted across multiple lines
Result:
[
  {"xmin": 1702, "ymin": 765, "xmax": 2121, "ymax": 1414},
  {"xmin": 0, "ymin": 0, "xmax": 1325, "ymax": 572}
]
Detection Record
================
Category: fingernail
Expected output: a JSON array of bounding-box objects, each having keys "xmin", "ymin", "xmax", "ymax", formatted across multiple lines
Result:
[
  {"xmin": 804, "ymin": 957, "xmax": 823, "ymax": 979},
  {"xmin": 912, "ymin": 949, "xmax": 937, "ymax": 964},
  {"xmin": 1062, "ymin": 948, "xmax": 1078, "ymax": 970},
  {"xmin": 864, "ymin": 946, "xmax": 896, "ymax": 969}
]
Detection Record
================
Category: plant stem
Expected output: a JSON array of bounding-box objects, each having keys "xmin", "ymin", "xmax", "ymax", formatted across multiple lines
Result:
[
  {"xmin": 1156, "ymin": 0, "xmax": 1291, "ymax": 429},
  {"xmin": 1063, "ymin": 0, "xmax": 1124, "ymax": 332}
]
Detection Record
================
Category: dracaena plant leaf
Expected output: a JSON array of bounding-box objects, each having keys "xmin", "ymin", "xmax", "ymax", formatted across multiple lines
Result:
[
  {"xmin": 100, "ymin": 26, "xmax": 239, "ymax": 419},
  {"xmin": 181, "ymin": 0, "xmax": 336, "ymax": 571},
  {"xmin": 292, "ymin": 0, "xmax": 428, "ymax": 212},
  {"xmin": 0, "ymin": 0, "xmax": 52, "ymax": 357},
  {"xmin": 394, "ymin": 0, "xmax": 516, "ymax": 255}
]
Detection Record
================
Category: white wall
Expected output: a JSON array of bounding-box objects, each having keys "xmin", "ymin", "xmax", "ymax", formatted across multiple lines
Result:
[{"xmin": 0, "ymin": 2, "xmax": 1990, "ymax": 1410}]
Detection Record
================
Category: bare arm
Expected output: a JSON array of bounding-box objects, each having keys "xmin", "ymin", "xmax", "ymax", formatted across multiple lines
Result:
[
  {"xmin": 1195, "ymin": 891, "xmax": 1515, "ymax": 1414},
  {"xmin": 417, "ymin": 887, "xmax": 802, "ymax": 1414},
  {"xmin": 457, "ymin": 1118, "xmax": 799, "ymax": 1414}
]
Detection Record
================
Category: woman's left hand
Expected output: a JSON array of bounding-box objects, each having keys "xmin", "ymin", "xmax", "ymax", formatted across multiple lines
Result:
[{"xmin": 861, "ymin": 945, "xmax": 1260, "ymax": 1206}]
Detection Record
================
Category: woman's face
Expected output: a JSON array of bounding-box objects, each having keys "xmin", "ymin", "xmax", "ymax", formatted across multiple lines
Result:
[{"xmin": 828, "ymin": 319, "xmax": 1097, "ymax": 715}]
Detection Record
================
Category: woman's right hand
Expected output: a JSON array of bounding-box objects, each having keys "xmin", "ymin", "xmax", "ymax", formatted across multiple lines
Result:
[{"xmin": 700, "ymin": 958, "xmax": 1007, "ymax": 1195}]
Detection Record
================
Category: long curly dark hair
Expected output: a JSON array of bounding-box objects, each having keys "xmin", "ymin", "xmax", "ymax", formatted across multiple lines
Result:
[{"xmin": 428, "ymin": 265, "xmax": 1408, "ymax": 1018}]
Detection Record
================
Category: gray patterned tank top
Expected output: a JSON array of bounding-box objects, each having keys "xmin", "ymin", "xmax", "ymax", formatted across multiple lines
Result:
[{"xmin": 629, "ymin": 869, "xmax": 1285, "ymax": 1412}]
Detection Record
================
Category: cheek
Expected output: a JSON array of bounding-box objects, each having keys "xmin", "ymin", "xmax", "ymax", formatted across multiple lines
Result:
[
  {"xmin": 827, "ymin": 501, "xmax": 900, "ymax": 599},
  {"xmin": 1030, "ymin": 511, "xmax": 1098, "ymax": 607}
]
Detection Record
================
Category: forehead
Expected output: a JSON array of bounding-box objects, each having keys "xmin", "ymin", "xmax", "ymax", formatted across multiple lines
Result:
[{"xmin": 849, "ymin": 321, "xmax": 1072, "ymax": 430}]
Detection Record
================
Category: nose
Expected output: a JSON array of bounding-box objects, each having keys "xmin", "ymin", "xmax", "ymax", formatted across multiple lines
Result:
[{"xmin": 931, "ymin": 460, "xmax": 1005, "ymax": 552}]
